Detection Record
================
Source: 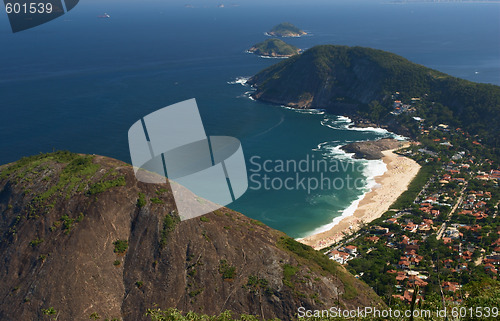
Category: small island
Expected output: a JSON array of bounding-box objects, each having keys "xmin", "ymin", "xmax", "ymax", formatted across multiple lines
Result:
[
  {"xmin": 248, "ymin": 38, "xmax": 301, "ymax": 58},
  {"xmin": 267, "ymin": 22, "xmax": 307, "ymax": 37}
]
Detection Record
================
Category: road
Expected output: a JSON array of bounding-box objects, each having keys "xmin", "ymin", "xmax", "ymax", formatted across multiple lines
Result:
[{"xmin": 436, "ymin": 184, "xmax": 467, "ymax": 240}]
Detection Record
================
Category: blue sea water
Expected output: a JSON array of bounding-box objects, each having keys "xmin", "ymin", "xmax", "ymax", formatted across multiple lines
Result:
[{"xmin": 0, "ymin": 0, "xmax": 499, "ymax": 237}]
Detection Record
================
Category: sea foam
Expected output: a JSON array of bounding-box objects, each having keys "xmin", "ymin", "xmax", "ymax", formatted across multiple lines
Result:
[
  {"xmin": 280, "ymin": 105, "xmax": 325, "ymax": 115},
  {"xmin": 302, "ymin": 145, "xmax": 388, "ymax": 238},
  {"xmin": 320, "ymin": 115, "xmax": 408, "ymax": 140},
  {"xmin": 227, "ymin": 76, "xmax": 250, "ymax": 86},
  {"xmin": 305, "ymin": 192, "xmax": 367, "ymax": 236}
]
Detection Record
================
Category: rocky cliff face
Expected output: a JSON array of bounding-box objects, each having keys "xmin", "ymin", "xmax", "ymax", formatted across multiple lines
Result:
[{"xmin": 0, "ymin": 152, "xmax": 383, "ymax": 320}]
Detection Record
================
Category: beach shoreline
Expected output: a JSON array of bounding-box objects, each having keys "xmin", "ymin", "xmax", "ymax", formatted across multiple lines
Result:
[{"xmin": 298, "ymin": 147, "xmax": 421, "ymax": 250}]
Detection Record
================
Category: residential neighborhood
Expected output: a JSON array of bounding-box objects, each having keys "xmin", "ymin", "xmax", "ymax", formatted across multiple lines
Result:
[{"xmin": 324, "ymin": 93, "xmax": 500, "ymax": 306}]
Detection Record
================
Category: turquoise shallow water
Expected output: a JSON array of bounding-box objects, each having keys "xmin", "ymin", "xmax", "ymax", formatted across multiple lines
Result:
[{"xmin": 0, "ymin": 0, "xmax": 499, "ymax": 237}]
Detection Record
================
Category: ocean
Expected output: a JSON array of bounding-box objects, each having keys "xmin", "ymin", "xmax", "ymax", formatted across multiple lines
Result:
[{"xmin": 1, "ymin": 0, "xmax": 499, "ymax": 237}]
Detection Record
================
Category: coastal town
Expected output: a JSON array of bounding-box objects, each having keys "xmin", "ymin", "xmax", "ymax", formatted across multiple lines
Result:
[{"xmin": 322, "ymin": 93, "xmax": 500, "ymax": 306}]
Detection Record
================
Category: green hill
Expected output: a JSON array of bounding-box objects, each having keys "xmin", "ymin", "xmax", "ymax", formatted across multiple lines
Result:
[
  {"xmin": 268, "ymin": 22, "xmax": 306, "ymax": 37},
  {"xmin": 249, "ymin": 45, "xmax": 500, "ymax": 152},
  {"xmin": 248, "ymin": 38, "xmax": 300, "ymax": 58}
]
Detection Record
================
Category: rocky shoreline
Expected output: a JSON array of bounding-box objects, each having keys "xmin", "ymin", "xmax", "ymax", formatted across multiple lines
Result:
[{"xmin": 341, "ymin": 138, "xmax": 407, "ymax": 160}]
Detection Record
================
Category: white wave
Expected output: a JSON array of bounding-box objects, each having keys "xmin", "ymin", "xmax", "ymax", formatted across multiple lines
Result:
[
  {"xmin": 362, "ymin": 159, "xmax": 387, "ymax": 190},
  {"xmin": 320, "ymin": 122, "xmax": 336, "ymax": 130},
  {"xmin": 346, "ymin": 125, "xmax": 408, "ymax": 140},
  {"xmin": 391, "ymin": 133, "xmax": 408, "ymax": 141},
  {"xmin": 313, "ymin": 140, "xmax": 359, "ymax": 160},
  {"xmin": 320, "ymin": 115, "xmax": 353, "ymax": 129},
  {"xmin": 246, "ymin": 50, "xmax": 289, "ymax": 59},
  {"xmin": 236, "ymin": 89, "xmax": 257, "ymax": 101},
  {"xmin": 318, "ymin": 114, "xmax": 408, "ymax": 140},
  {"xmin": 279, "ymin": 105, "xmax": 325, "ymax": 115},
  {"xmin": 337, "ymin": 116, "xmax": 352, "ymax": 123},
  {"xmin": 346, "ymin": 125, "xmax": 391, "ymax": 134},
  {"xmin": 305, "ymin": 192, "xmax": 367, "ymax": 236},
  {"xmin": 324, "ymin": 145, "xmax": 356, "ymax": 161},
  {"xmin": 258, "ymin": 55, "xmax": 288, "ymax": 59},
  {"xmin": 227, "ymin": 76, "xmax": 250, "ymax": 86},
  {"xmin": 301, "ymin": 157, "xmax": 388, "ymax": 237},
  {"xmin": 321, "ymin": 120, "xmax": 349, "ymax": 130},
  {"xmin": 313, "ymin": 141, "xmax": 340, "ymax": 151}
]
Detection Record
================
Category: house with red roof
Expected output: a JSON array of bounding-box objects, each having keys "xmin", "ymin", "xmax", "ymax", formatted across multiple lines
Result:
[{"xmin": 442, "ymin": 282, "xmax": 460, "ymax": 293}]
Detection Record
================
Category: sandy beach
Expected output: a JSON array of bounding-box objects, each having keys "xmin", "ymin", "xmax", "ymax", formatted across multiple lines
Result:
[{"xmin": 299, "ymin": 148, "xmax": 421, "ymax": 250}]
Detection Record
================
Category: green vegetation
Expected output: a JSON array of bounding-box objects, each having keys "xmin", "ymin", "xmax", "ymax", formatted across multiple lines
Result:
[
  {"xmin": 279, "ymin": 237, "xmax": 337, "ymax": 275},
  {"xmin": 60, "ymin": 215, "xmax": 75, "ymax": 234},
  {"xmin": 159, "ymin": 212, "xmax": 179, "ymax": 249},
  {"xmin": 278, "ymin": 236, "xmax": 357, "ymax": 299},
  {"xmin": 113, "ymin": 240, "xmax": 128, "ymax": 254},
  {"xmin": 136, "ymin": 192, "xmax": 146, "ymax": 208},
  {"xmin": 146, "ymin": 301, "xmax": 500, "ymax": 321},
  {"xmin": 135, "ymin": 281, "xmax": 143, "ymax": 288},
  {"xmin": 282, "ymin": 263, "xmax": 298, "ymax": 288},
  {"xmin": 390, "ymin": 164, "xmax": 437, "ymax": 209},
  {"xmin": 89, "ymin": 312, "xmax": 100, "ymax": 320},
  {"xmin": 155, "ymin": 188, "xmax": 168, "ymax": 195},
  {"xmin": 250, "ymin": 219, "xmax": 265, "ymax": 226},
  {"xmin": 0, "ymin": 151, "xmax": 80, "ymax": 180},
  {"xmin": 36, "ymin": 155, "xmax": 99, "ymax": 202},
  {"xmin": 218, "ymin": 260, "xmax": 236, "ymax": 280},
  {"xmin": 0, "ymin": 152, "xmax": 129, "ymax": 237},
  {"xmin": 199, "ymin": 216, "xmax": 210, "ymax": 222},
  {"xmin": 42, "ymin": 307, "xmax": 57, "ymax": 318},
  {"xmin": 146, "ymin": 308, "xmax": 279, "ymax": 321},
  {"xmin": 248, "ymin": 38, "xmax": 299, "ymax": 57},
  {"xmin": 462, "ymin": 279, "xmax": 500, "ymax": 320},
  {"xmin": 245, "ymin": 275, "xmax": 269, "ymax": 290},
  {"xmin": 250, "ymin": 45, "xmax": 500, "ymax": 156},
  {"xmin": 86, "ymin": 176, "xmax": 126, "ymax": 195},
  {"xmin": 150, "ymin": 197, "xmax": 164, "ymax": 204},
  {"xmin": 3, "ymin": 153, "xmax": 101, "ymax": 220},
  {"xmin": 244, "ymin": 275, "xmax": 274, "ymax": 296},
  {"xmin": 188, "ymin": 288, "xmax": 203, "ymax": 297},
  {"xmin": 336, "ymin": 117, "xmax": 500, "ymax": 305},
  {"xmin": 29, "ymin": 238, "xmax": 44, "ymax": 247},
  {"xmin": 144, "ymin": 279, "xmax": 500, "ymax": 320},
  {"xmin": 268, "ymin": 22, "xmax": 306, "ymax": 37},
  {"xmin": 113, "ymin": 260, "xmax": 121, "ymax": 266}
]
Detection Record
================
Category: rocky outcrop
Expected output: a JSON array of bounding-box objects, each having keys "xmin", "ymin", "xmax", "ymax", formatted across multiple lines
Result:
[
  {"xmin": 0, "ymin": 152, "xmax": 383, "ymax": 320},
  {"xmin": 341, "ymin": 138, "xmax": 406, "ymax": 160}
]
